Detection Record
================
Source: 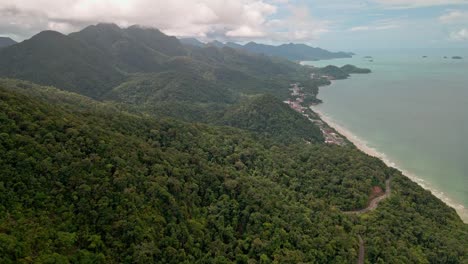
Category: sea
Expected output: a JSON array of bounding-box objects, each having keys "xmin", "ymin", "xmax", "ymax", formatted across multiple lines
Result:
[{"xmin": 302, "ymin": 49, "xmax": 468, "ymax": 222}]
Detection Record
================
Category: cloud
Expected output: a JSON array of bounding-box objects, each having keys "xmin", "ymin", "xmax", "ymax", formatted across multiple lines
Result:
[
  {"xmin": 0, "ymin": 0, "xmax": 328, "ymax": 43},
  {"xmin": 349, "ymin": 25, "xmax": 398, "ymax": 31},
  {"xmin": 264, "ymin": 5, "xmax": 329, "ymax": 42},
  {"xmin": 349, "ymin": 26, "xmax": 369, "ymax": 32},
  {"xmin": 439, "ymin": 10, "xmax": 468, "ymax": 23},
  {"xmin": 450, "ymin": 28, "xmax": 468, "ymax": 40},
  {"xmin": 226, "ymin": 26, "xmax": 266, "ymax": 37},
  {"xmin": 370, "ymin": 0, "xmax": 468, "ymax": 9},
  {"xmin": 349, "ymin": 19, "xmax": 401, "ymax": 32},
  {"xmin": 268, "ymin": 0, "xmax": 289, "ymax": 3}
]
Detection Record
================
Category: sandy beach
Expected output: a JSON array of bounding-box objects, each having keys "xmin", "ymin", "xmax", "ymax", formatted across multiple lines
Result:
[{"xmin": 311, "ymin": 106, "xmax": 468, "ymax": 223}]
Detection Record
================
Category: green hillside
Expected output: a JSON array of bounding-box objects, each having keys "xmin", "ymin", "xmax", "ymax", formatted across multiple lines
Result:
[
  {"xmin": 311, "ymin": 65, "xmax": 371, "ymax": 80},
  {"xmin": 221, "ymin": 94, "xmax": 323, "ymax": 143},
  {"xmin": 0, "ymin": 31, "xmax": 124, "ymax": 98},
  {"xmin": 0, "ymin": 21, "xmax": 466, "ymax": 264},
  {"xmin": 0, "ymin": 79, "xmax": 466, "ymax": 263},
  {"xmin": 106, "ymin": 70, "xmax": 237, "ymax": 105},
  {"xmin": 0, "ymin": 24, "xmax": 311, "ymax": 105},
  {"xmin": 69, "ymin": 23, "xmax": 186, "ymax": 73}
]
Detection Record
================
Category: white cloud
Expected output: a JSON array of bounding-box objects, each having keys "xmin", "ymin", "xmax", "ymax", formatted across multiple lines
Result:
[
  {"xmin": 0, "ymin": 0, "xmax": 275, "ymax": 39},
  {"xmin": 264, "ymin": 5, "xmax": 329, "ymax": 42},
  {"xmin": 439, "ymin": 10, "xmax": 468, "ymax": 23},
  {"xmin": 349, "ymin": 26, "xmax": 370, "ymax": 31},
  {"xmin": 371, "ymin": 0, "xmax": 468, "ymax": 9},
  {"xmin": 268, "ymin": 0, "xmax": 289, "ymax": 3},
  {"xmin": 0, "ymin": 0, "xmax": 328, "ymax": 42},
  {"xmin": 349, "ymin": 19, "xmax": 401, "ymax": 32},
  {"xmin": 226, "ymin": 26, "xmax": 266, "ymax": 37},
  {"xmin": 349, "ymin": 24, "xmax": 398, "ymax": 31},
  {"xmin": 450, "ymin": 28, "xmax": 468, "ymax": 40}
]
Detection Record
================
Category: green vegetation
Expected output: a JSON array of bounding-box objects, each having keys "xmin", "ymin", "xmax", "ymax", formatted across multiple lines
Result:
[
  {"xmin": 341, "ymin": 64, "xmax": 372, "ymax": 74},
  {"xmin": 69, "ymin": 23, "xmax": 186, "ymax": 73},
  {"xmin": 220, "ymin": 94, "xmax": 323, "ymax": 143},
  {"xmin": 0, "ymin": 82, "xmax": 372, "ymax": 263},
  {"xmin": 312, "ymin": 65, "xmax": 371, "ymax": 80},
  {"xmin": 0, "ymin": 24, "xmax": 312, "ymax": 110},
  {"xmin": 205, "ymin": 41, "xmax": 353, "ymax": 61},
  {"xmin": 0, "ymin": 22, "xmax": 466, "ymax": 263},
  {"xmin": 0, "ymin": 31, "xmax": 124, "ymax": 98},
  {"xmin": 1, "ymin": 78, "xmax": 466, "ymax": 264}
]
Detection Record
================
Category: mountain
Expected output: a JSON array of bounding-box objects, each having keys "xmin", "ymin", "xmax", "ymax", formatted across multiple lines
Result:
[
  {"xmin": 0, "ymin": 30, "xmax": 124, "ymax": 98},
  {"xmin": 310, "ymin": 64, "xmax": 371, "ymax": 80},
  {"xmin": 206, "ymin": 40, "xmax": 225, "ymax": 48},
  {"xmin": 0, "ymin": 24, "xmax": 310, "ymax": 104},
  {"xmin": 0, "ymin": 37, "xmax": 17, "ymax": 48},
  {"xmin": 0, "ymin": 78, "xmax": 466, "ymax": 263},
  {"xmin": 225, "ymin": 42, "xmax": 244, "ymax": 49},
  {"xmin": 0, "ymin": 23, "xmax": 466, "ymax": 263},
  {"xmin": 340, "ymin": 64, "xmax": 372, "ymax": 74},
  {"xmin": 179, "ymin": 37, "xmax": 205, "ymax": 47},
  {"xmin": 243, "ymin": 42, "xmax": 353, "ymax": 61},
  {"xmin": 221, "ymin": 94, "xmax": 323, "ymax": 143},
  {"xmin": 69, "ymin": 23, "xmax": 187, "ymax": 72},
  {"xmin": 106, "ymin": 69, "xmax": 237, "ymax": 105},
  {"xmin": 180, "ymin": 38, "xmax": 352, "ymax": 61}
]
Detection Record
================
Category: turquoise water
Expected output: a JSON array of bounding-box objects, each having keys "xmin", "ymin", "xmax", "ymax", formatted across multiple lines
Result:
[{"xmin": 303, "ymin": 50, "xmax": 468, "ymax": 222}]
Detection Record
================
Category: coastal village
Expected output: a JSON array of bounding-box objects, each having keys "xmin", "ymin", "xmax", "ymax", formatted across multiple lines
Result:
[{"xmin": 284, "ymin": 82, "xmax": 346, "ymax": 146}]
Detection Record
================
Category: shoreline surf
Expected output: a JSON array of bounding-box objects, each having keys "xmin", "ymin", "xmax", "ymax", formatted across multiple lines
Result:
[{"xmin": 311, "ymin": 106, "xmax": 468, "ymax": 223}]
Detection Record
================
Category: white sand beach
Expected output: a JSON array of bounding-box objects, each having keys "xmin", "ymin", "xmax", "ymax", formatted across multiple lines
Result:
[{"xmin": 311, "ymin": 106, "xmax": 468, "ymax": 223}]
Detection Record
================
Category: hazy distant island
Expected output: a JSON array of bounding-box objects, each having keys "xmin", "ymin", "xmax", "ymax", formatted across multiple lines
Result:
[
  {"xmin": 452, "ymin": 56, "xmax": 463, "ymax": 59},
  {"xmin": 364, "ymin": 56, "xmax": 373, "ymax": 59}
]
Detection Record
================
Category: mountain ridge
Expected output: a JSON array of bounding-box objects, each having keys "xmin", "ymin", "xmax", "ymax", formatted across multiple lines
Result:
[
  {"xmin": 179, "ymin": 38, "xmax": 353, "ymax": 61},
  {"xmin": 0, "ymin": 37, "xmax": 17, "ymax": 48},
  {"xmin": 0, "ymin": 22, "xmax": 466, "ymax": 263}
]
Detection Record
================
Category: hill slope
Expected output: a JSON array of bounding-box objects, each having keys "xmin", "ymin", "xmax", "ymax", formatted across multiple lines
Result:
[
  {"xmin": 0, "ymin": 79, "xmax": 466, "ymax": 263},
  {"xmin": 0, "ymin": 24, "xmax": 313, "ymax": 105},
  {"xmin": 69, "ymin": 23, "xmax": 187, "ymax": 72},
  {"xmin": 0, "ymin": 31, "xmax": 123, "ymax": 98},
  {"xmin": 221, "ymin": 94, "xmax": 323, "ymax": 143}
]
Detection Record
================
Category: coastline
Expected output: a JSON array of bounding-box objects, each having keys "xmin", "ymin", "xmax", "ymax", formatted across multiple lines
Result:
[{"xmin": 311, "ymin": 106, "xmax": 468, "ymax": 223}]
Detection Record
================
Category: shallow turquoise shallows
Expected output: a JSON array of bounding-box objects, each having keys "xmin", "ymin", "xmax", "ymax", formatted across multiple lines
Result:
[{"xmin": 303, "ymin": 49, "xmax": 468, "ymax": 222}]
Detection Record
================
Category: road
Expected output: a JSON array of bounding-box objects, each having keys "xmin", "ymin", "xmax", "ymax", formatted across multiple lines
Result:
[
  {"xmin": 357, "ymin": 235, "xmax": 364, "ymax": 264},
  {"xmin": 343, "ymin": 177, "xmax": 393, "ymax": 264},
  {"xmin": 344, "ymin": 177, "xmax": 392, "ymax": 215}
]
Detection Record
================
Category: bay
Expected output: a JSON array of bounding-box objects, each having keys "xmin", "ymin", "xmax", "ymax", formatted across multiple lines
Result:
[{"xmin": 303, "ymin": 50, "xmax": 468, "ymax": 222}]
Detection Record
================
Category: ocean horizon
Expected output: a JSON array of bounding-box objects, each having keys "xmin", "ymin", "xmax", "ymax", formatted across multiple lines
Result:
[{"xmin": 303, "ymin": 49, "xmax": 468, "ymax": 222}]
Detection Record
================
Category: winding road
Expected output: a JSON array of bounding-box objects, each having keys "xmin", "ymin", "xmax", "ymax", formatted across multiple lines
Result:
[
  {"xmin": 344, "ymin": 177, "xmax": 393, "ymax": 264},
  {"xmin": 344, "ymin": 177, "xmax": 392, "ymax": 215}
]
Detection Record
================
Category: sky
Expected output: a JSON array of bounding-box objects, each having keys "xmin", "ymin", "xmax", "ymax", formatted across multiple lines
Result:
[{"xmin": 1, "ymin": 0, "xmax": 468, "ymax": 50}]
